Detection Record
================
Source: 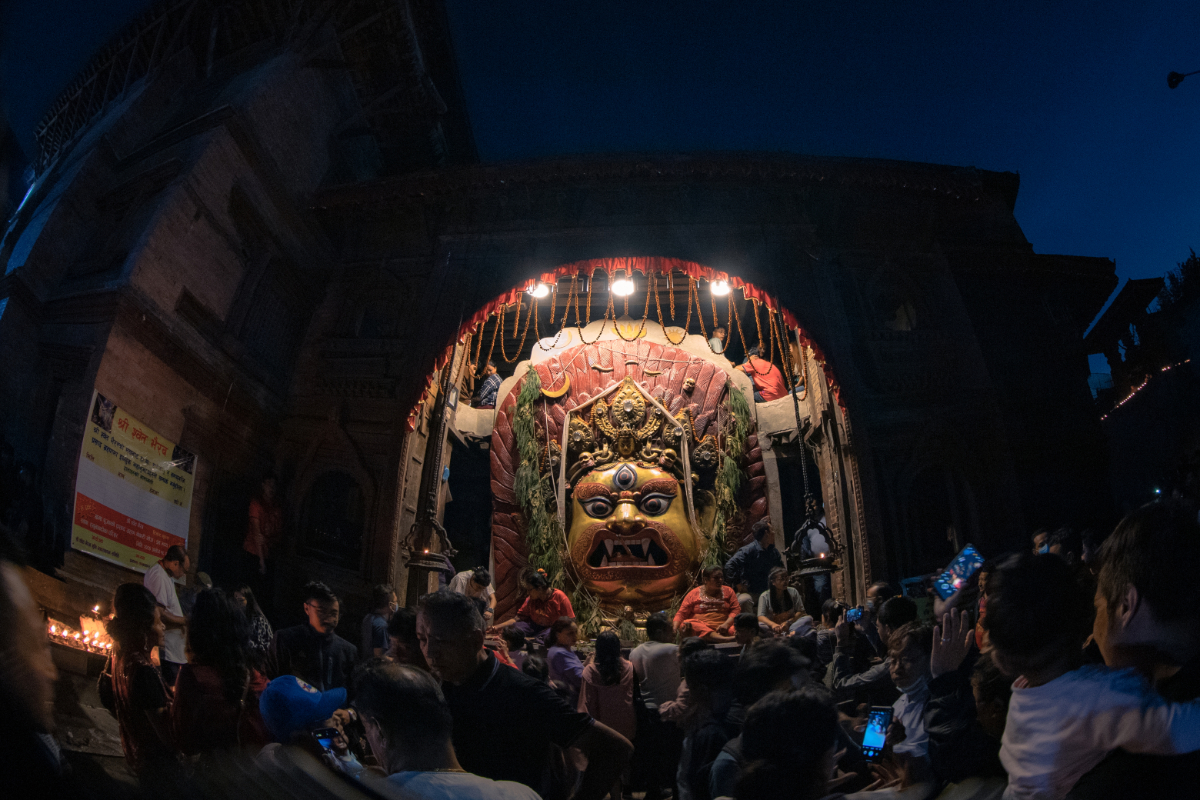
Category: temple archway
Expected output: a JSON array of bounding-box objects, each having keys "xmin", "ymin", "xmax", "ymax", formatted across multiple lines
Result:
[{"xmin": 396, "ymin": 257, "xmax": 869, "ymax": 626}]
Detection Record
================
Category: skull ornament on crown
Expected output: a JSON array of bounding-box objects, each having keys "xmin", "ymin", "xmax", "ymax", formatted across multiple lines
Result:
[{"xmin": 489, "ymin": 338, "xmax": 770, "ymax": 617}]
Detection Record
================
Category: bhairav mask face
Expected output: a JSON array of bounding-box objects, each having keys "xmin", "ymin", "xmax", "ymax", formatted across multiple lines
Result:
[
  {"xmin": 561, "ymin": 376, "xmax": 716, "ymax": 606},
  {"xmin": 569, "ymin": 463, "xmax": 699, "ymax": 605},
  {"xmin": 489, "ymin": 337, "xmax": 768, "ymax": 617}
]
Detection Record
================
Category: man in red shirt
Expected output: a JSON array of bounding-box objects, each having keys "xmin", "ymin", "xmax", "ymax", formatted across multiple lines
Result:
[{"xmin": 740, "ymin": 347, "xmax": 788, "ymax": 402}]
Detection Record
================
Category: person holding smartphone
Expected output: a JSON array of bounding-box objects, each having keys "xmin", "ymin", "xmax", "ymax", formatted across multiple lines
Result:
[{"xmin": 830, "ymin": 597, "xmax": 917, "ymax": 706}]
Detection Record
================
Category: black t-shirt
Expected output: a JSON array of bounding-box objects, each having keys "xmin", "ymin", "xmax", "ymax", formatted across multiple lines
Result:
[{"xmin": 442, "ymin": 651, "xmax": 593, "ymax": 791}]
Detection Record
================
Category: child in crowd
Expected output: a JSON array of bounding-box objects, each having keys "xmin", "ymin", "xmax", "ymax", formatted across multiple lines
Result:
[
  {"xmin": 546, "ymin": 616, "xmax": 584, "ymax": 707},
  {"xmin": 501, "ymin": 626, "xmax": 528, "ymax": 670},
  {"xmin": 985, "ymin": 553, "xmax": 1200, "ymax": 800},
  {"xmin": 579, "ymin": 631, "xmax": 637, "ymax": 800}
]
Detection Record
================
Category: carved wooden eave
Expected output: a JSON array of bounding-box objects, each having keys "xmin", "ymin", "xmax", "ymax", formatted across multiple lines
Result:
[
  {"xmin": 312, "ymin": 153, "xmax": 1022, "ymax": 211},
  {"xmin": 32, "ymin": 0, "xmax": 470, "ymax": 176}
]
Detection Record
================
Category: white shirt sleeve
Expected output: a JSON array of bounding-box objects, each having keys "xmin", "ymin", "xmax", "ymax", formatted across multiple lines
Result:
[
  {"xmin": 143, "ymin": 564, "xmax": 174, "ymax": 611},
  {"xmin": 1087, "ymin": 668, "xmax": 1200, "ymax": 755}
]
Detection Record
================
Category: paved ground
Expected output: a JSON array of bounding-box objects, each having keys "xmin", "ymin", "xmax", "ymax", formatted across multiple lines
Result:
[{"xmin": 53, "ymin": 668, "xmax": 137, "ymax": 789}]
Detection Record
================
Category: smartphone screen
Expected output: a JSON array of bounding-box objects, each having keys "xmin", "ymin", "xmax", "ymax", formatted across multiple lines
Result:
[
  {"xmin": 312, "ymin": 727, "xmax": 339, "ymax": 752},
  {"xmin": 934, "ymin": 544, "xmax": 984, "ymax": 600},
  {"xmin": 861, "ymin": 707, "xmax": 892, "ymax": 759},
  {"xmin": 845, "ymin": 607, "xmax": 863, "ymax": 623}
]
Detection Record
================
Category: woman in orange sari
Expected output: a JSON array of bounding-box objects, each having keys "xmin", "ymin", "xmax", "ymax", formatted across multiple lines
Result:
[{"xmin": 673, "ymin": 565, "xmax": 740, "ymax": 643}]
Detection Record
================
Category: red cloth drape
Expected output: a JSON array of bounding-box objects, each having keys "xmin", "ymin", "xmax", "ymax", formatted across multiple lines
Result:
[{"xmin": 407, "ymin": 257, "xmax": 844, "ymax": 429}]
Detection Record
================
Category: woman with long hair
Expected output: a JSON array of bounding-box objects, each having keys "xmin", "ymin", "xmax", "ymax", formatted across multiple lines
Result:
[
  {"xmin": 232, "ymin": 583, "xmax": 272, "ymax": 668},
  {"xmin": 757, "ymin": 567, "xmax": 808, "ymax": 636},
  {"xmin": 107, "ymin": 583, "xmax": 179, "ymax": 783},
  {"xmin": 172, "ymin": 588, "xmax": 270, "ymax": 756},
  {"xmin": 580, "ymin": 631, "xmax": 637, "ymax": 800},
  {"xmin": 735, "ymin": 687, "xmax": 842, "ymax": 800}
]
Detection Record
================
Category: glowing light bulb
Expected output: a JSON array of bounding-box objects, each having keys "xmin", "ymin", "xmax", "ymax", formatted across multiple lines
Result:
[
  {"xmin": 710, "ymin": 280, "xmax": 731, "ymax": 296},
  {"xmin": 527, "ymin": 282, "xmax": 551, "ymax": 299},
  {"xmin": 49, "ymin": 625, "xmax": 56, "ymax": 634},
  {"xmin": 611, "ymin": 277, "xmax": 635, "ymax": 297},
  {"xmin": 74, "ymin": 633, "xmax": 81, "ymax": 640},
  {"xmin": 93, "ymin": 605, "xmax": 100, "ymax": 613}
]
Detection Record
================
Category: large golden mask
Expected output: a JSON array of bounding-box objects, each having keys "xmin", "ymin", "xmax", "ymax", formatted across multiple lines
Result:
[
  {"xmin": 562, "ymin": 376, "xmax": 718, "ymax": 607},
  {"xmin": 489, "ymin": 339, "xmax": 768, "ymax": 621},
  {"xmin": 568, "ymin": 463, "xmax": 699, "ymax": 605}
]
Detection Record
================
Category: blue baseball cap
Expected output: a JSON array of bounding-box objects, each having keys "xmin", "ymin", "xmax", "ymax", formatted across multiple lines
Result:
[{"xmin": 259, "ymin": 676, "xmax": 347, "ymax": 743}]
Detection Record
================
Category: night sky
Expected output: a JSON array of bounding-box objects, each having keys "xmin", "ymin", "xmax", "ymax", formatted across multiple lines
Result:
[{"xmin": 4, "ymin": 1, "xmax": 1200, "ymax": 342}]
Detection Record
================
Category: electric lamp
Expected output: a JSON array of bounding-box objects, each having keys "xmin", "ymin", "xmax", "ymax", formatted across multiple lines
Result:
[{"xmin": 611, "ymin": 276, "xmax": 635, "ymax": 297}]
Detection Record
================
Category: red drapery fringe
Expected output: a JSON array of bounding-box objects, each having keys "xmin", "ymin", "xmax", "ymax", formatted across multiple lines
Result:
[{"xmin": 407, "ymin": 257, "xmax": 844, "ymax": 429}]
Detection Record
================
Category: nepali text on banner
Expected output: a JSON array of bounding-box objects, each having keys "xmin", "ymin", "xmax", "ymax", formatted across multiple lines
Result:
[{"xmin": 71, "ymin": 391, "xmax": 196, "ymax": 572}]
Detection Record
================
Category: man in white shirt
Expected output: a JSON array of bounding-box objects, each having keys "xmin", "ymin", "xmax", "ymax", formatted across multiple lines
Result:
[
  {"xmin": 630, "ymin": 612, "xmax": 681, "ymax": 708},
  {"xmin": 353, "ymin": 659, "xmax": 540, "ymax": 800},
  {"xmin": 143, "ymin": 544, "xmax": 189, "ymax": 686},
  {"xmin": 887, "ymin": 621, "xmax": 933, "ymax": 760},
  {"xmin": 448, "ymin": 567, "xmax": 496, "ymax": 627},
  {"xmin": 629, "ymin": 612, "xmax": 683, "ymax": 800}
]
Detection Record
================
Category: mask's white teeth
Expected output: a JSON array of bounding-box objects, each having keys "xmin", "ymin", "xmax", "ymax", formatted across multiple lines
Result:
[
  {"xmin": 605, "ymin": 539, "xmax": 614, "ymax": 556},
  {"xmin": 648, "ymin": 553, "xmax": 656, "ymax": 566},
  {"xmin": 641, "ymin": 538, "xmax": 650, "ymax": 553},
  {"xmin": 600, "ymin": 555, "xmax": 609, "ymax": 568}
]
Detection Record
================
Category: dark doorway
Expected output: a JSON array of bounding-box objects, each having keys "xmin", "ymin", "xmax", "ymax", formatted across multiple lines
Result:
[{"xmin": 443, "ymin": 437, "xmax": 493, "ymax": 573}]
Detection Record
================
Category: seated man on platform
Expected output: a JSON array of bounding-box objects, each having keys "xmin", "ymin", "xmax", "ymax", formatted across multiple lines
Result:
[
  {"xmin": 353, "ymin": 660, "xmax": 540, "ymax": 800},
  {"xmin": 416, "ymin": 589, "xmax": 631, "ymax": 800},
  {"xmin": 270, "ymin": 581, "xmax": 357, "ymax": 690},
  {"xmin": 475, "ymin": 361, "xmax": 501, "ymax": 409},
  {"xmin": 739, "ymin": 347, "xmax": 788, "ymax": 402}
]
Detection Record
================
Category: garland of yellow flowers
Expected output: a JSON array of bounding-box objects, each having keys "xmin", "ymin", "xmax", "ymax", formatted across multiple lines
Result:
[{"xmin": 653, "ymin": 272, "xmax": 689, "ymax": 345}]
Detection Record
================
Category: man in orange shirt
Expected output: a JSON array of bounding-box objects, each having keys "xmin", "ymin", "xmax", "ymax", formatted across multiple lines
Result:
[{"xmin": 740, "ymin": 347, "xmax": 788, "ymax": 402}]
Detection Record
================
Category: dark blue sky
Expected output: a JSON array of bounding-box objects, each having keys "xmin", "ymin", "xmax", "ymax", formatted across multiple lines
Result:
[{"xmin": 5, "ymin": 1, "xmax": 1200, "ymax": 330}]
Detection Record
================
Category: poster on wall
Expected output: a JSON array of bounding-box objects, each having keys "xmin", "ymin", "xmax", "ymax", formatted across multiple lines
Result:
[{"xmin": 71, "ymin": 391, "xmax": 196, "ymax": 573}]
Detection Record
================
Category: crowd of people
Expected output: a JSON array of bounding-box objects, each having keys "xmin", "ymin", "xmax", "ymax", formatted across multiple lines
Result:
[{"xmin": 4, "ymin": 498, "xmax": 1200, "ymax": 799}]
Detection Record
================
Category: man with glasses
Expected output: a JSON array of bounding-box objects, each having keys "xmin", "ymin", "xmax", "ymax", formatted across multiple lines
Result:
[{"xmin": 269, "ymin": 581, "xmax": 358, "ymax": 690}]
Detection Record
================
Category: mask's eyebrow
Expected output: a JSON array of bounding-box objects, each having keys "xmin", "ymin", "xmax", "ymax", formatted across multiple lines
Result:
[
  {"xmin": 575, "ymin": 483, "xmax": 614, "ymax": 500},
  {"xmin": 638, "ymin": 478, "xmax": 679, "ymax": 496}
]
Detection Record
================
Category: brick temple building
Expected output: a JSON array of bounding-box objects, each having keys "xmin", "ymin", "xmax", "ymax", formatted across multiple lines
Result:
[{"xmin": 0, "ymin": 0, "xmax": 1115, "ymax": 629}]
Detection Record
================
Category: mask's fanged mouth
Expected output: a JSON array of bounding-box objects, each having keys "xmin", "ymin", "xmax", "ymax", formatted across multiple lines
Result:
[{"xmin": 586, "ymin": 532, "xmax": 671, "ymax": 569}]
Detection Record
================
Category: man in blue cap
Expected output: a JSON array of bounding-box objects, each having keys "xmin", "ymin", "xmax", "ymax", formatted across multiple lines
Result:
[{"xmin": 258, "ymin": 674, "xmax": 347, "ymax": 745}]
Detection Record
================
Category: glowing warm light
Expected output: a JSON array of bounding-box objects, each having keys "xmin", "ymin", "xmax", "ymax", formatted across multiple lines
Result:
[
  {"xmin": 527, "ymin": 283, "xmax": 551, "ymax": 299},
  {"xmin": 49, "ymin": 625, "xmax": 56, "ymax": 634},
  {"xmin": 611, "ymin": 277, "xmax": 635, "ymax": 297},
  {"xmin": 1101, "ymin": 358, "xmax": 1193, "ymax": 422},
  {"xmin": 818, "ymin": 553, "xmax": 826, "ymax": 559},
  {"xmin": 710, "ymin": 280, "xmax": 731, "ymax": 296},
  {"xmin": 93, "ymin": 605, "xmax": 100, "ymax": 613}
]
